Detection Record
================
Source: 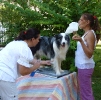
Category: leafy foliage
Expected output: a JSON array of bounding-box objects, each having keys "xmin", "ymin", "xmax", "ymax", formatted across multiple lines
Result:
[
  {"xmin": 93, "ymin": 44, "xmax": 101, "ymax": 78},
  {"xmin": 0, "ymin": 0, "xmax": 101, "ymax": 71}
]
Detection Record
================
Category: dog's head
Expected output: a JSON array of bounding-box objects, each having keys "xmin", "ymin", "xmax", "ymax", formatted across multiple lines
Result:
[{"xmin": 55, "ymin": 33, "xmax": 70, "ymax": 48}]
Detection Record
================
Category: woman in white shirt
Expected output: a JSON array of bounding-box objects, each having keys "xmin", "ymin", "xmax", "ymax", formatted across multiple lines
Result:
[
  {"xmin": 72, "ymin": 13, "xmax": 101, "ymax": 100},
  {"xmin": 0, "ymin": 28, "xmax": 51, "ymax": 100}
]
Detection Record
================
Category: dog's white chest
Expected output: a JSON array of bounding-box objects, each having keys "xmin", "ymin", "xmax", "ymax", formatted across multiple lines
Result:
[{"xmin": 53, "ymin": 42, "xmax": 68, "ymax": 60}]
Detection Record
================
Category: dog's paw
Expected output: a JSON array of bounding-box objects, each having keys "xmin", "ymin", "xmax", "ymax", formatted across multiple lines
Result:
[
  {"xmin": 56, "ymin": 71, "xmax": 61, "ymax": 76},
  {"xmin": 60, "ymin": 69, "xmax": 64, "ymax": 72}
]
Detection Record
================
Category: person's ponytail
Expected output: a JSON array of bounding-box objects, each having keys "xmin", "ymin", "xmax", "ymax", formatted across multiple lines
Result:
[{"xmin": 93, "ymin": 17, "xmax": 101, "ymax": 43}]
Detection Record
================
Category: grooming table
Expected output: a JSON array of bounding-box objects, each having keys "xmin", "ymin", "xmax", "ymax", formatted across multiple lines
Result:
[
  {"xmin": 16, "ymin": 72, "xmax": 79, "ymax": 100},
  {"xmin": 31, "ymin": 67, "xmax": 71, "ymax": 78}
]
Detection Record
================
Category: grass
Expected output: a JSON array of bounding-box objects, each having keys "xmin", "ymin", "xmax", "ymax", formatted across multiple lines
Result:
[
  {"xmin": 93, "ymin": 43, "xmax": 101, "ymax": 78},
  {"xmin": 92, "ymin": 40, "xmax": 101, "ymax": 100},
  {"xmin": 92, "ymin": 78, "xmax": 101, "ymax": 100}
]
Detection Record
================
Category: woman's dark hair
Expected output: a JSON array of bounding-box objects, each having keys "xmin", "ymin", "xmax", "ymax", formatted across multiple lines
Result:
[
  {"xmin": 15, "ymin": 28, "xmax": 40, "ymax": 41},
  {"xmin": 82, "ymin": 13, "xmax": 101, "ymax": 42}
]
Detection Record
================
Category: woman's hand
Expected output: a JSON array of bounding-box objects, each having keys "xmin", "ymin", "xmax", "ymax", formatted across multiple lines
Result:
[
  {"xmin": 72, "ymin": 34, "xmax": 82, "ymax": 42},
  {"xmin": 40, "ymin": 60, "xmax": 52, "ymax": 66}
]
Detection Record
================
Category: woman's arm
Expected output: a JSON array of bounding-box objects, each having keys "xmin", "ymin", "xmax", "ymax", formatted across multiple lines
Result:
[
  {"xmin": 72, "ymin": 31, "xmax": 95, "ymax": 58},
  {"xmin": 30, "ymin": 59, "xmax": 51, "ymax": 66},
  {"xmin": 80, "ymin": 32, "xmax": 95, "ymax": 58},
  {"xmin": 18, "ymin": 61, "xmax": 40, "ymax": 76},
  {"xmin": 18, "ymin": 60, "xmax": 51, "ymax": 76}
]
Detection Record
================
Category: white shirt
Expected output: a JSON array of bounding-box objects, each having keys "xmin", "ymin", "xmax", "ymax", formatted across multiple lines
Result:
[
  {"xmin": 75, "ymin": 30, "xmax": 97, "ymax": 69},
  {"xmin": 0, "ymin": 40, "xmax": 33, "ymax": 82}
]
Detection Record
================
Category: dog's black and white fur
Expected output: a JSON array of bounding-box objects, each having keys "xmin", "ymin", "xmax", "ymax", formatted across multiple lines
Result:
[{"xmin": 30, "ymin": 33, "xmax": 70, "ymax": 75}]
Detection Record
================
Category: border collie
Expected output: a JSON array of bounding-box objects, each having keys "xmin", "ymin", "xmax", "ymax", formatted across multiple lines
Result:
[{"xmin": 30, "ymin": 33, "xmax": 70, "ymax": 75}]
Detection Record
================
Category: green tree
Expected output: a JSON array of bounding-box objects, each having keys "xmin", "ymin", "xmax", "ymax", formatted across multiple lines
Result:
[{"xmin": 0, "ymin": 0, "xmax": 101, "ymax": 71}]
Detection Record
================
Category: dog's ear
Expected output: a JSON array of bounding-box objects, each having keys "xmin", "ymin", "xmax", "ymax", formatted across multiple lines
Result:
[
  {"xmin": 54, "ymin": 34, "xmax": 58, "ymax": 37},
  {"xmin": 66, "ymin": 34, "xmax": 70, "ymax": 45},
  {"xmin": 66, "ymin": 34, "xmax": 70, "ymax": 39},
  {"xmin": 54, "ymin": 34, "xmax": 62, "ymax": 39}
]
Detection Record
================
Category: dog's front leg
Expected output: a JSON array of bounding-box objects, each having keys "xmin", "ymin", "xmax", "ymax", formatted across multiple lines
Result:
[
  {"xmin": 53, "ymin": 58, "xmax": 61, "ymax": 75},
  {"xmin": 58, "ymin": 59, "xmax": 64, "ymax": 73}
]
